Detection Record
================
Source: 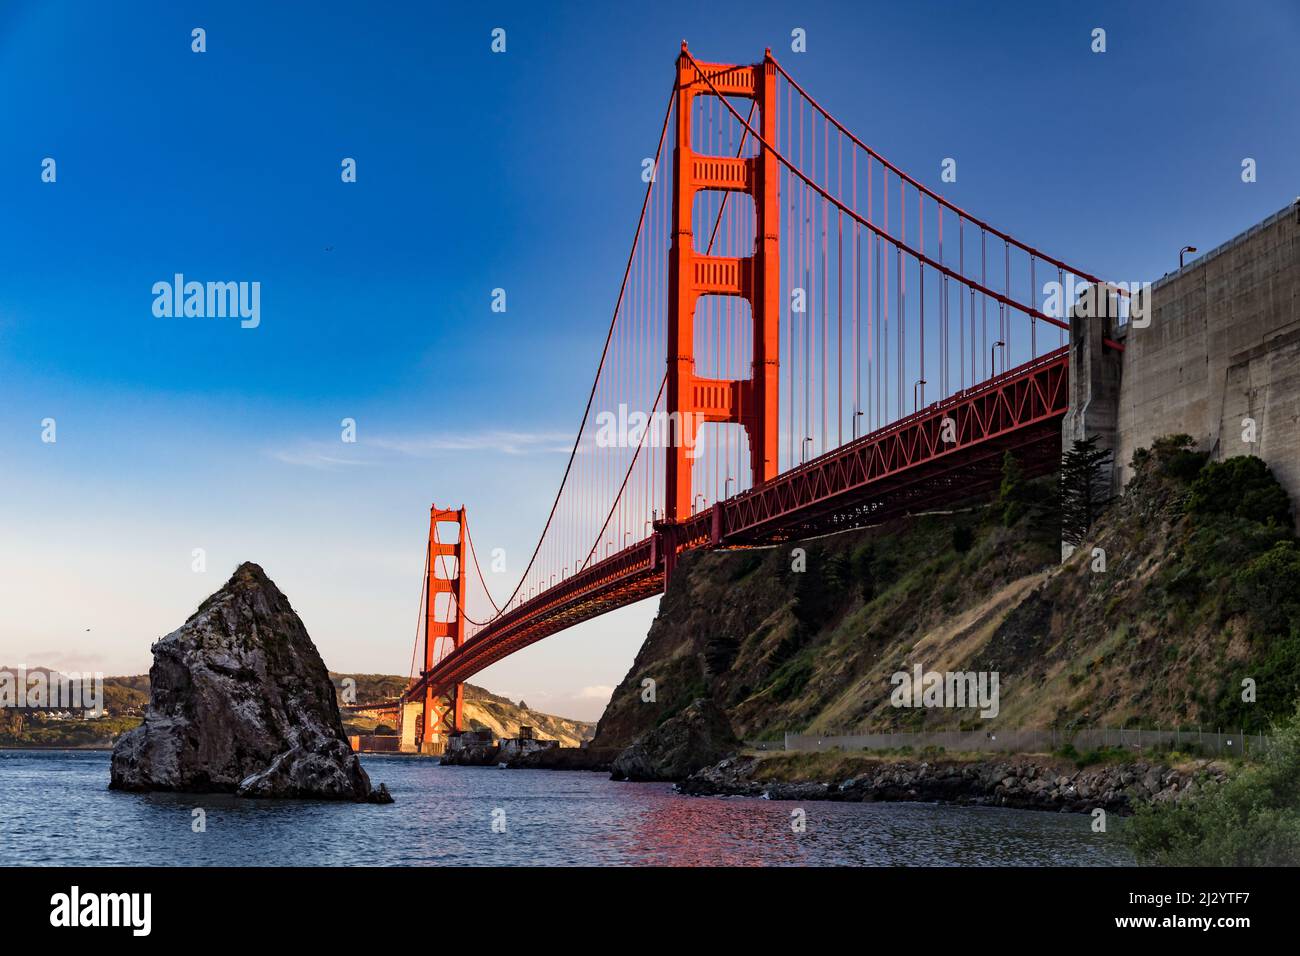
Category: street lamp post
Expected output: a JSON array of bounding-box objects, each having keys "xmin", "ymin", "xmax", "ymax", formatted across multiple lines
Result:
[{"xmin": 991, "ymin": 340, "xmax": 1005, "ymax": 376}]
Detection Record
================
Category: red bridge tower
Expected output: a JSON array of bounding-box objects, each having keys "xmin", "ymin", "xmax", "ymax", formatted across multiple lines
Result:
[
  {"xmin": 419, "ymin": 505, "xmax": 465, "ymax": 746},
  {"xmin": 663, "ymin": 45, "xmax": 780, "ymax": 577}
]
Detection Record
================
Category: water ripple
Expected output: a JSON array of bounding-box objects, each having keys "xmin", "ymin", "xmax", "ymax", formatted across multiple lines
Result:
[{"xmin": 0, "ymin": 751, "xmax": 1133, "ymax": 866}]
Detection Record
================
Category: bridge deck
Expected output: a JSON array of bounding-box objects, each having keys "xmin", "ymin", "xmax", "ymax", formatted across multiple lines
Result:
[{"xmin": 406, "ymin": 348, "xmax": 1068, "ymax": 701}]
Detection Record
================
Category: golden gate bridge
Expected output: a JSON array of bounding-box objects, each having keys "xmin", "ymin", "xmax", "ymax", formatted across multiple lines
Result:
[{"xmin": 400, "ymin": 45, "xmax": 1126, "ymax": 746}]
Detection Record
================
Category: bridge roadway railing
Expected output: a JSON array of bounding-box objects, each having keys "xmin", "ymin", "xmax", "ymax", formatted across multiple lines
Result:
[
  {"xmin": 761, "ymin": 727, "xmax": 1273, "ymax": 758},
  {"xmin": 716, "ymin": 347, "xmax": 1069, "ymax": 543}
]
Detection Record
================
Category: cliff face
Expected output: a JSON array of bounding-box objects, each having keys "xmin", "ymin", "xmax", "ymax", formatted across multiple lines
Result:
[
  {"xmin": 592, "ymin": 504, "xmax": 1057, "ymax": 749},
  {"xmin": 111, "ymin": 563, "xmax": 390, "ymax": 802},
  {"xmin": 592, "ymin": 444, "xmax": 1300, "ymax": 748}
]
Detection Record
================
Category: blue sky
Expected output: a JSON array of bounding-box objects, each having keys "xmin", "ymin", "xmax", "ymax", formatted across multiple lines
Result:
[{"xmin": 2, "ymin": 1, "xmax": 1297, "ymax": 720}]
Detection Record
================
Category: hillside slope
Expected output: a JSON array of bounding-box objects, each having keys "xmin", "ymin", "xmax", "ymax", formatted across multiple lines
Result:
[
  {"xmin": 334, "ymin": 676, "xmax": 595, "ymax": 747},
  {"xmin": 1, "ymin": 673, "xmax": 593, "ymax": 749},
  {"xmin": 592, "ymin": 439, "xmax": 1300, "ymax": 749},
  {"xmin": 455, "ymin": 683, "xmax": 595, "ymax": 746}
]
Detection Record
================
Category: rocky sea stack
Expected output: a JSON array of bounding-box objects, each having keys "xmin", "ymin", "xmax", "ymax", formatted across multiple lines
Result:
[{"xmin": 110, "ymin": 562, "xmax": 392, "ymax": 803}]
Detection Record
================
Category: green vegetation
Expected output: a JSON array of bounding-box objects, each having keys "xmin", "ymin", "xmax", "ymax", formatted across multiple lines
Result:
[
  {"xmin": 1060, "ymin": 436, "xmax": 1113, "ymax": 547},
  {"xmin": 328, "ymin": 672, "xmax": 410, "ymax": 702},
  {"xmin": 0, "ymin": 713, "xmax": 140, "ymax": 748},
  {"xmin": 1189, "ymin": 455, "xmax": 1293, "ymax": 528},
  {"xmin": 1054, "ymin": 741, "xmax": 1203, "ymax": 769},
  {"xmin": 0, "ymin": 673, "xmax": 148, "ymax": 748},
  {"xmin": 746, "ymin": 748, "xmax": 989, "ymax": 783},
  {"xmin": 998, "ymin": 452, "xmax": 1030, "ymax": 526},
  {"xmin": 1149, "ymin": 433, "xmax": 1208, "ymax": 481},
  {"xmin": 1053, "ymin": 743, "xmax": 1130, "ymax": 769},
  {"xmin": 848, "ymin": 540, "xmax": 900, "ymax": 604},
  {"xmin": 951, "ymin": 524, "xmax": 974, "ymax": 554},
  {"xmin": 1124, "ymin": 707, "xmax": 1300, "ymax": 866},
  {"xmin": 1135, "ymin": 449, "xmax": 1300, "ymax": 732}
]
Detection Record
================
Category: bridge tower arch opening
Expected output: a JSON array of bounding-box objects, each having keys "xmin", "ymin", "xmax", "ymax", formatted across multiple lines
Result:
[{"xmin": 663, "ymin": 45, "xmax": 780, "ymax": 577}]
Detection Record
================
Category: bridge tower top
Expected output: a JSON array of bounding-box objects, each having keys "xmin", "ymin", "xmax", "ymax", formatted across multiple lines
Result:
[{"xmin": 664, "ymin": 49, "xmax": 780, "ymax": 574}]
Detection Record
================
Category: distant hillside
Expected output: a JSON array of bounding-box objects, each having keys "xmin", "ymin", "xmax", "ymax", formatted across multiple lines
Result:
[
  {"xmin": 0, "ymin": 670, "xmax": 148, "ymax": 748},
  {"xmin": 1, "ymin": 670, "xmax": 593, "ymax": 750},
  {"xmin": 329, "ymin": 674, "xmax": 595, "ymax": 747},
  {"xmin": 593, "ymin": 438, "xmax": 1300, "ymax": 749}
]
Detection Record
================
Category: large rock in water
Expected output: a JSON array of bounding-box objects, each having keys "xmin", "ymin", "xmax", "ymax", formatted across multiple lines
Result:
[
  {"xmin": 610, "ymin": 698, "xmax": 739, "ymax": 782},
  {"xmin": 110, "ymin": 562, "xmax": 392, "ymax": 803}
]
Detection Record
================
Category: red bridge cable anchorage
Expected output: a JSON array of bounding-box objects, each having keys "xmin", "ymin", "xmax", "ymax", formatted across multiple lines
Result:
[
  {"xmin": 682, "ymin": 50, "xmax": 1122, "ymax": 352},
  {"xmin": 457, "ymin": 86, "xmax": 676, "ymax": 633}
]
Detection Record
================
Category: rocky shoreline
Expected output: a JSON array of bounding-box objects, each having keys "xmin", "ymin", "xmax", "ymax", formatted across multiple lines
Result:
[
  {"xmin": 507, "ymin": 746, "xmax": 618, "ymax": 772},
  {"xmin": 677, "ymin": 752, "xmax": 1230, "ymax": 815}
]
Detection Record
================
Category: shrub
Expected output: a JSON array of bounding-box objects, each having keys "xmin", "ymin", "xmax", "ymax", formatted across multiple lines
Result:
[
  {"xmin": 952, "ymin": 525, "xmax": 974, "ymax": 553},
  {"xmin": 1124, "ymin": 707, "xmax": 1300, "ymax": 865},
  {"xmin": 1149, "ymin": 434, "xmax": 1208, "ymax": 481},
  {"xmin": 851, "ymin": 542, "xmax": 900, "ymax": 604},
  {"xmin": 1189, "ymin": 456, "xmax": 1293, "ymax": 528},
  {"xmin": 999, "ymin": 452, "xmax": 1029, "ymax": 526},
  {"xmin": 823, "ymin": 551, "xmax": 848, "ymax": 596},
  {"xmin": 1072, "ymin": 745, "xmax": 1129, "ymax": 768},
  {"xmin": 1232, "ymin": 541, "xmax": 1300, "ymax": 635}
]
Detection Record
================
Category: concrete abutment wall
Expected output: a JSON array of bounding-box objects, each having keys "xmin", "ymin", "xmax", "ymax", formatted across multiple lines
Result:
[{"xmin": 1066, "ymin": 201, "xmax": 1300, "ymax": 507}]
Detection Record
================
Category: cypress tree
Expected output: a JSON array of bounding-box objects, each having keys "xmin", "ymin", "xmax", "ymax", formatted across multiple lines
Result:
[{"xmin": 1060, "ymin": 436, "xmax": 1113, "ymax": 547}]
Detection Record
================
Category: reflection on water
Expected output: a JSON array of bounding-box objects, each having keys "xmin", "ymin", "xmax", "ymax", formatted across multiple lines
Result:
[{"xmin": 0, "ymin": 751, "xmax": 1131, "ymax": 866}]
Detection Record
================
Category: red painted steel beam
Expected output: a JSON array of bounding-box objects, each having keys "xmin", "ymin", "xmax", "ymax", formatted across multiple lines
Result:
[
  {"xmin": 405, "ymin": 539, "xmax": 662, "ymax": 701},
  {"xmin": 717, "ymin": 349, "xmax": 1068, "ymax": 542},
  {"xmin": 665, "ymin": 48, "xmax": 780, "ymax": 530}
]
